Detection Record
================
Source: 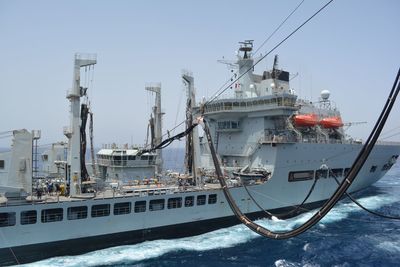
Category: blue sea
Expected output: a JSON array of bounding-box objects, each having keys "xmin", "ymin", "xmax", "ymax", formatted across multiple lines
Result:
[{"xmin": 22, "ymin": 159, "xmax": 400, "ymax": 267}]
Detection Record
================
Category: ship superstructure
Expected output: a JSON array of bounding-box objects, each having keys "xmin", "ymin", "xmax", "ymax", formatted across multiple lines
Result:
[
  {"xmin": 198, "ymin": 41, "xmax": 351, "ymax": 177},
  {"xmin": 96, "ymin": 83, "xmax": 163, "ymax": 184},
  {"xmin": 97, "ymin": 145, "xmax": 157, "ymax": 183}
]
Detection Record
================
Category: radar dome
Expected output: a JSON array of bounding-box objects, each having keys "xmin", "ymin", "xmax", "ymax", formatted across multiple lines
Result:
[{"xmin": 321, "ymin": 90, "xmax": 330, "ymax": 100}]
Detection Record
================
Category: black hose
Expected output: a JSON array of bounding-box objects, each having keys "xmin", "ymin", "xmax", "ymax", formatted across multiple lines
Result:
[
  {"xmin": 243, "ymin": 176, "xmax": 319, "ymax": 219},
  {"xmin": 243, "ymin": 184, "xmax": 274, "ymax": 219},
  {"xmin": 138, "ymin": 123, "xmax": 199, "ymax": 156},
  {"xmin": 80, "ymin": 104, "xmax": 90, "ymax": 182},
  {"xmin": 332, "ymin": 175, "xmax": 400, "ymax": 220}
]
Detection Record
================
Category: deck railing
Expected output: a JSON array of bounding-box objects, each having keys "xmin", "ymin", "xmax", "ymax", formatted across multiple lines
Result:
[
  {"xmin": 97, "ymin": 159, "xmax": 156, "ymax": 167},
  {"xmin": 204, "ymin": 95, "xmax": 297, "ymax": 113}
]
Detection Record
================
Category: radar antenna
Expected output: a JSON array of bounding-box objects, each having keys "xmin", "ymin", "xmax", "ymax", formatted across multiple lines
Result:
[{"xmin": 238, "ymin": 40, "xmax": 254, "ymax": 59}]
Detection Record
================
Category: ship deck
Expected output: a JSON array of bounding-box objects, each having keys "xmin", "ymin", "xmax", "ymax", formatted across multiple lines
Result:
[{"xmin": 0, "ymin": 182, "xmax": 226, "ymax": 207}]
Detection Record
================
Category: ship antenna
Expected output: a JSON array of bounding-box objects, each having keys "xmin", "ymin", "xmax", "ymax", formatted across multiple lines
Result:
[
  {"xmin": 204, "ymin": 0, "xmax": 335, "ymax": 106},
  {"xmin": 273, "ymin": 55, "xmax": 278, "ymax": 70},
  {"xmin": 209, "ymin": 1, "xmax": 304, "ymax": 106},
  {"xmin": 238, "ymin": 40, "xmax": 254, "ymax": 59}
]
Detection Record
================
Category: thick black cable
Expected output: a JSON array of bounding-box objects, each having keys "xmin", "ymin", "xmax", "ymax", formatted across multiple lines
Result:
[
  {"xmin": 202, "ymin": 67, "xmax": 400, "ymax": 239},
  {"xmin": 332, "ymin": 175, "xmax": 400, "ymax": 220},
  {"xmin": 138, "ymin": 123, "xmax": 199, "ymax": 155},
  {"xmin": 243, "ymin": 184, "xmax": 274, "ymax": 218},
  {"xmin": 243, "ymin": 176, "xmax": 319, "ymax": 219},
  {"xmin": 204, "ymin": 0, "xmax": 334, "ymax": 106},
  {"xmin": 80, "ymin": 104, "xmax": 90, "ymax": 182},
  {"xmin": 141, "ymin": 119, "xmax": 187, "ymax": 151}
]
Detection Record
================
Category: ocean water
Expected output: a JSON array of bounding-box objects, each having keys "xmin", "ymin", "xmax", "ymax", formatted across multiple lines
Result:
[{"xmin": 22, "ymin": 163, "xmax": 400, "ymax": 267}]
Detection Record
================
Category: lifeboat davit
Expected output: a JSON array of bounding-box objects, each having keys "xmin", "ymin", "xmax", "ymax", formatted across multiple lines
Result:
[
  {"xmin": 293, "ymin": 113, "xmax": 318, "ymax": 127},
  {"xmin": 319, "ymin": 116, "xmax": 344, "ymax": 128}
]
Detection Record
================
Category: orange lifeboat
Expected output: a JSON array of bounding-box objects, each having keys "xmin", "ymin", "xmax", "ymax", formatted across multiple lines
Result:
[
  {"xmin": 293, "ymin": 113, "xmax": 318, "ymax": 127},
  {"xmin": 319, "ymin": 116, "xmax": 344, "ymax": 128}
]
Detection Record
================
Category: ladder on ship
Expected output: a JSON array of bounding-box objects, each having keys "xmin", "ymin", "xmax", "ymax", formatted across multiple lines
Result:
[
  {"xmin": 32, "ymin": 130, "xmax": 41, "ymax": 179},
  {"xmin": 214, "ymin": 130, "xmax": 219, "ymax": 152}
]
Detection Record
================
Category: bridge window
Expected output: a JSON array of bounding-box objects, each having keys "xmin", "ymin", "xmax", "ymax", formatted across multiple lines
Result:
[
  {"xmin": 185, "ymin": 196, "xmax": 194, "ymax": 207},
  {"xmin": 114, "ymin": 202, "xmax": 131, "ymax": 215},
  {"xmin": 149, "ymin": 199, "xmax": 165, "ymax": 211},
  {"xmin": 134, "ymin": 201, "xmax": 146, "ymax": 213},
  {"xmin": 217, "ymin": 121, "xmax": 240, "ymax": 130},
  {"xmin": 41, "ymin": 208, "xmax": 63, "ymax": 223},
  {"xmin": 168, "ymin": 197, "xmax": 182, "ymax": 209},
  {"xmin": 0, "ymin": 212, "xmax": 16, "ymax": 227},
  {"xmin": 91, "ymin": 204, "xmax": 110, "ymax": 218},
  {"xmin": 197, "ymin": 195, "xmax": 206, "ymax": 205},
  {"xmin": 288, "ymin": 170, "xmax": 314, "ymax": 182},
  {"xmin": 208, "ymin": 194, "xmax": 217, "ymax": 204},
  {"xmin": 0, "ymin": 160, "xmax": 4, "ymax": 169},
  {"xmin": 21, "ymin": 210, "xmax": 37, "ymax": 225},
  {"xmin": 67, "ymin": 206, "xmax": 88, "ymax": 220}
]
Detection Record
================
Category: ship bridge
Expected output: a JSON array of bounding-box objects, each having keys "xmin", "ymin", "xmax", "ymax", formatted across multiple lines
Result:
[{"xmin": 203, "ymin": 93, "xmax": 297, "ymax": 118}]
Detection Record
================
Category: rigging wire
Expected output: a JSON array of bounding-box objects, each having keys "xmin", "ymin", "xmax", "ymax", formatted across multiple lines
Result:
[
  {"xmin": 0, "ymin": 135, "xmax": 13, "ymax": 139},
  {"xmin": 380, "ymin": 125, "xmax": 400, "ymax": 137},
  {"xmin": 205, "ymin": 0, "xmax": 305, "ymax": 104},
  {"xmin": 380, "ymin": 131, "xmax": 400, "ymax": 140},
  {"xmin": 89, "ymin": 65, "xmax": 95, "ymax": 102},
  {"xmin": 173, "ymin": 87, "xmax": 185, "ymax": 134},
  {"xmin": 244, "ymin": 175, "xmax": 319, "ymax": 219},
  {"xmin": 139, "ymin": 0, "xmax": 307, "ymax": 152},
  {"xmin": 0, "ymin": 131, "xmax": 14, "ymax": 135},
  {"xmin": 330, "ymin": 172, "xmax": 400, "ymax": 220},
  {"xmin": 249, "ymin": 185, "xmax": 398, "ymax": 225},
  {"xmin": 253, "ymin": 0, "xmax": 305, "ymax": 55},
  {"xmin": 204, "ymin": 0, "xmax": 335, "ymax": 106},
  {"xmin": 89, "ymin": 111, "xmax": 97, "ymax": 177}
]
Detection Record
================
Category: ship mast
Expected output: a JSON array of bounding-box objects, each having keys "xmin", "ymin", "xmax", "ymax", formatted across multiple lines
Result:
[
  {"xmin": 145, "ymin": 83, "xmax": 163, "ymax": 174},
  {"xmin": 182, "ymin": 71, "xmax": 201, "ymax": 185},
  {"xmin": 65, "ymin": 53, "xmax": 96, "ymax": 196},
  {"xmin": 236, "ymin": 40, "xmax": 256, "ymax": 98}
]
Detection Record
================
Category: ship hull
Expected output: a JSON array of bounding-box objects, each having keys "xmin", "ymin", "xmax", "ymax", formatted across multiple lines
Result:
[
  {"xmin": 0, "ymin": 199, "xmax": 329, "ymax": 266},
  {"xmin": 0, "ymin": 143, "xmax": 399, "ymax": 266}
]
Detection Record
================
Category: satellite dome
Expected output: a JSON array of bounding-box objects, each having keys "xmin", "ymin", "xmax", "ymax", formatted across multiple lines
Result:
[{"xmin": 321, "ymin": 90, "xmax": 330, "ymax": 100}]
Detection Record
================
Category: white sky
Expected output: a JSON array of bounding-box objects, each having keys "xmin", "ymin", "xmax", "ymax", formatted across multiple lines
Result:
[{"xmin": 0, "ymin": 0, "xmax": 399, "ymax": 148}]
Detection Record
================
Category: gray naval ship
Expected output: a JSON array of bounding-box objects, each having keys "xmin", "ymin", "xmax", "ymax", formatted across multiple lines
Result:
[{"xmin": 0, "ymin": 42, "xmax": 399, "ymax": 266}]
